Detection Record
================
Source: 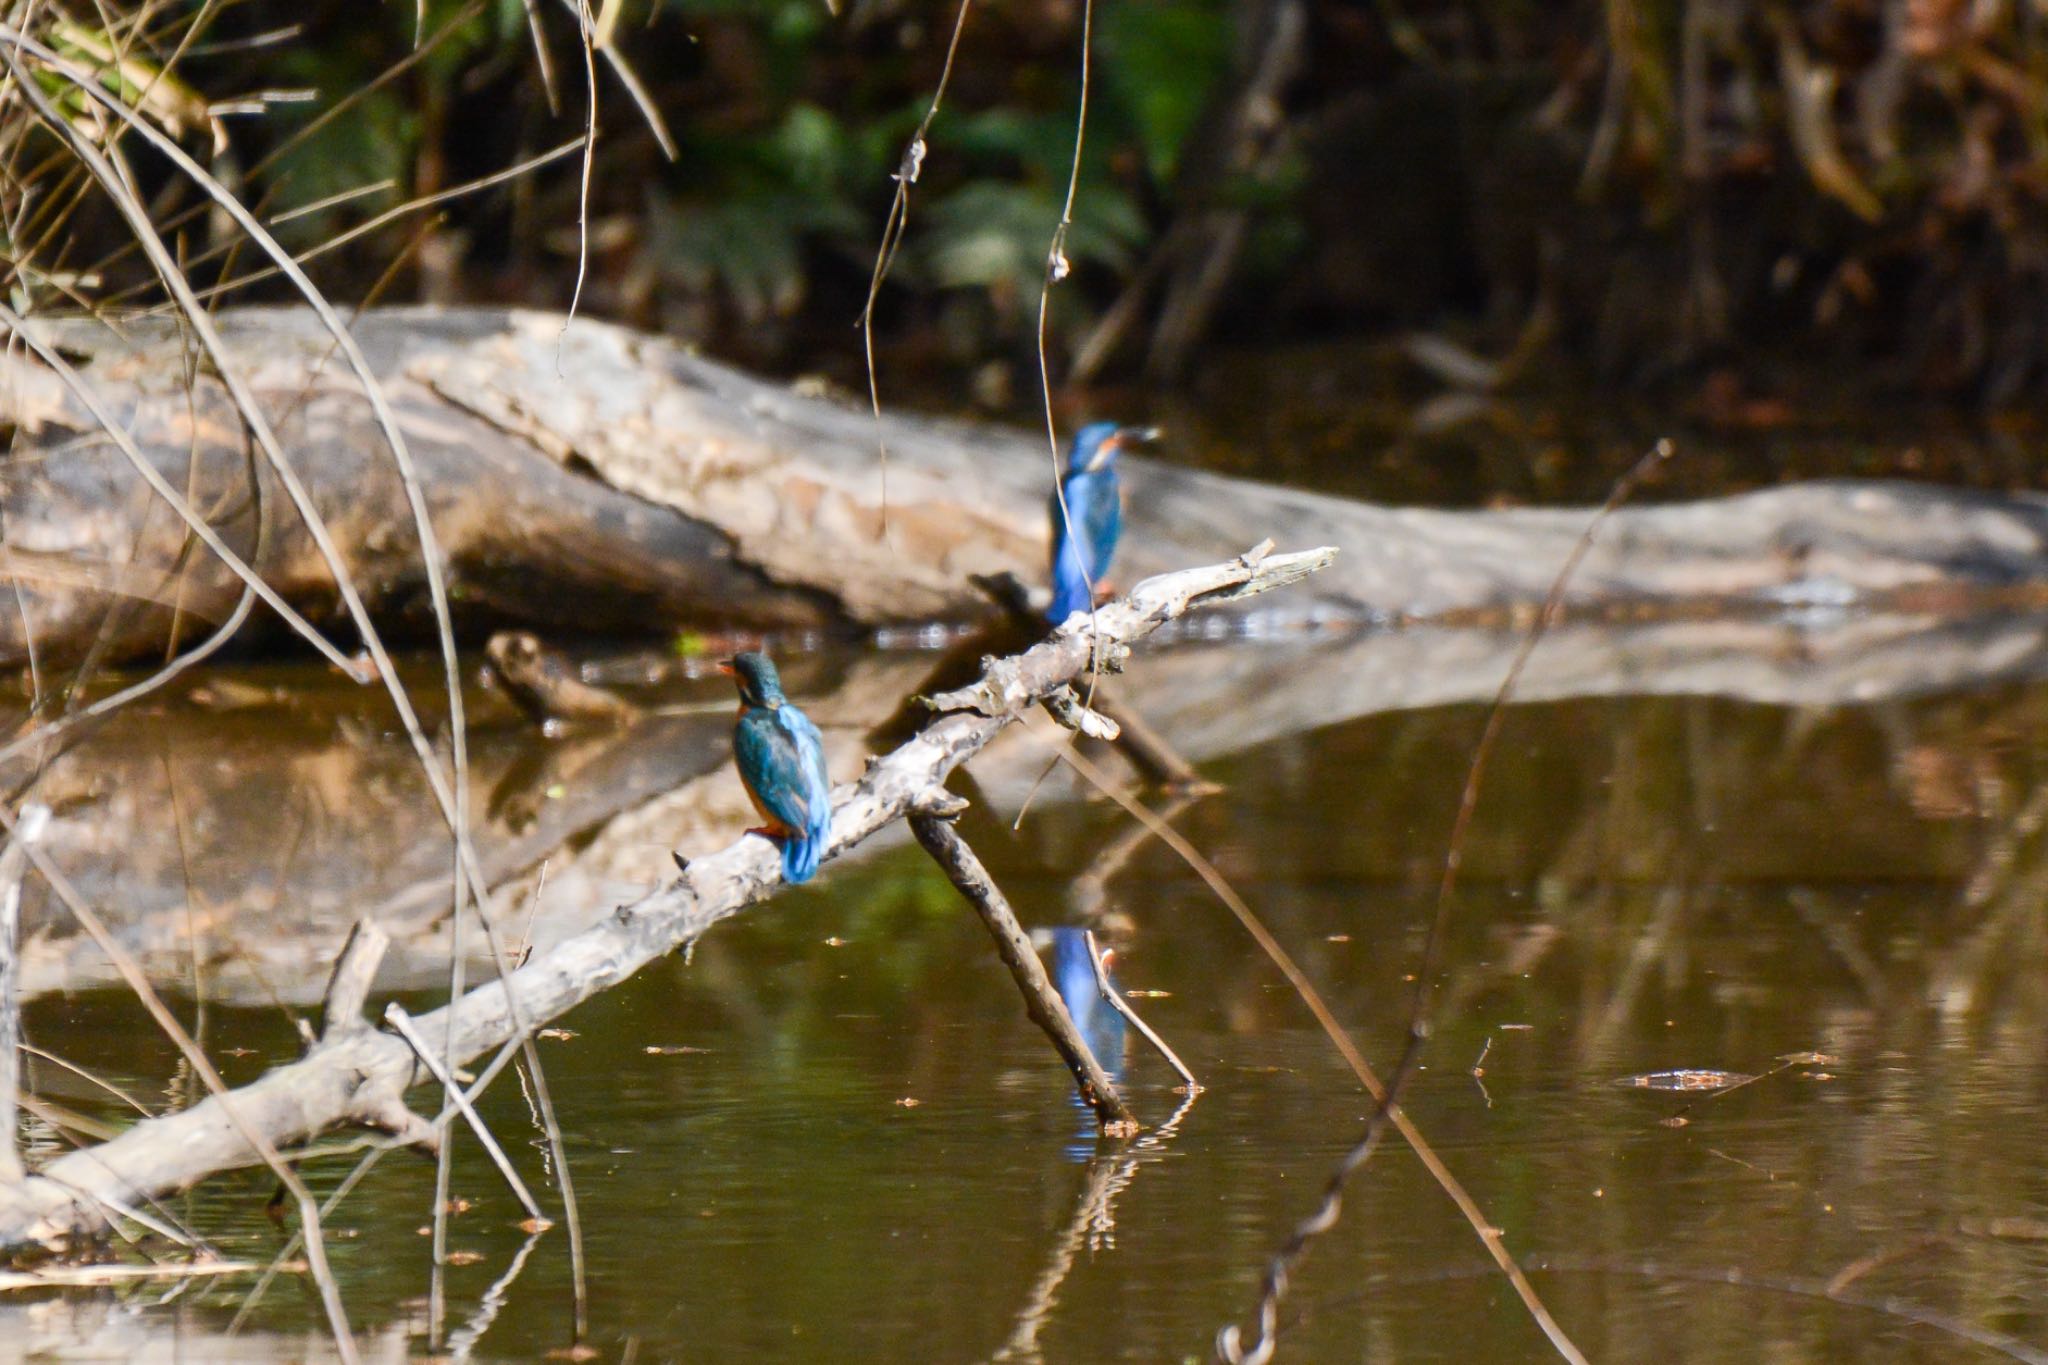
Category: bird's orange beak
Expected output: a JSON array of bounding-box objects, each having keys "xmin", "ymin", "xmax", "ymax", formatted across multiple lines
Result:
[{"xmin": 716, "ymin": 659, "xmax": 737, "ymax": 677}]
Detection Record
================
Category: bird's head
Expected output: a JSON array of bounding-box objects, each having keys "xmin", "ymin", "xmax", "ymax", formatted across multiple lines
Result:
[
  {"xmin": 1068, "ymin": 422, "xmax": 1160, "ymax": 476},
  {"xmin": 719, "ymin": 650, "xmax": 785, "ymax": 709}
]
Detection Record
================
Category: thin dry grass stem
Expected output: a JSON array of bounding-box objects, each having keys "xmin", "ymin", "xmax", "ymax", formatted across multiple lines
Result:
[
  {"xmin": 1008, "ymin": 0, "xmax": 1102, "ymax": 833},
  {"xmin": 0, "ymin": 806, "xmax": 361, "ymax": 1365},
  {"xmin": 857, "ymin": 0, "xmax": 973, "ymax": 539},
  {"xmin": 422, "ymin": 889, "xmax": 583, "ymax": 1343},
  {"xmin": 16, "ymin": 1041, "xmax": 155, "ymax": 1118},
  {"xmin": 1215, "ymin": 442, "xmax": 1674, "ymax": 1365},
  {"xmin": 171, "ymin": 137, "xmax": 586, "ymax": 308},
  {"xmin": 569, "ymin": 0, "xmax": 675, "ymax": 160},
  {"xmin": 1036, "ymin": 0, "xmax": 1096, "ymax": 629},
  {"xmin": 10, "ymin": 1098, "xmax": 206, "ymax": 1246},
  {"xmin": 278, "ymin": 6, "xmax": 484, "ymax": 174},
  {"xmin": 228, "ymin": 1140, "xmax": 393, "ymax": 1336},
  {"xmin": 0, "ymin": 513, "xmax": 46, "ymax": 714},
  {"xmin": 529, "ymin": 1049, "xmax": 586, "ymax": 1339},
  {"xmin": 1032, "ymin": 742, "xmax": 1585, "ymax": 1365},
  {"xmin": 6, "ymin": 35, "xmax": 568, "ymax": 1217},
  {"xmin": 0, "ymin": 304, "xmax": 359, "ymax": 680},
  {"xmin": 267, "ymin": 179, "xmax": 401, "ymax": 227},
  {"xmin": 182, "ymin": 23, "xmax": 303, "ymax": 57},
  {"xmin": 518, "ymin": 0, "xmax": 561, "ymax": 113},
  {"xmin": 559, "ymin": 0, "xmax": 599, "ymax": 352},
  {"xmin": 1081, "ymin": 928, "xmax": 1197, "ymax": 1091},
  {"xmin": 429, "ymin": 980, "xmax": 462, "ymax": 1338},
  {"xmin": 1, "ymin": 38, "xmax": 568, "ymax": 1352},
  {"xmin": 384, "ymin": 1004, "xmax": 546, "ymax": 1224},
  {"xmin": 16, "ymin": 1093, "xmax": 121, "ymax": 1144},
  {"xmin": 1424, "ymin": 438, "xmax": 1673, "ymax": 1008}
]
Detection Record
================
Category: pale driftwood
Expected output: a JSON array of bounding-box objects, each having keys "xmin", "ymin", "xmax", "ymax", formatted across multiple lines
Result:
[
  {"xmin": 0, "ymin": 544, "xmax": 1331, "ymax": 1251},
  {"xmin": 318, "ymin": 919, "xmax": 390, "ymax": 1044},
  {"xmin": 909, "ymin": 795, "xmax": 1136, "ymax": 1132},
  {"xmin": 10, "ymin": 306, "xmax": 2048, "ymax": 667}
]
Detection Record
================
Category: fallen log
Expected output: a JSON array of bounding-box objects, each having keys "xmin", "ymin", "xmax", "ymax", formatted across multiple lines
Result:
[
  {"xmin": 0, "ymin": 543, "xmax": 1332, "ymax": 1250},
  {"xmin": 8, "ymin": 306, "xmax": 2048, "ymax": 666}
]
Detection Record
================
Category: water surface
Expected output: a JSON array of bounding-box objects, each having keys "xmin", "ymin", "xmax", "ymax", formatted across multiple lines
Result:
[{"xmin": 8, "ymin": 662, "xmax": 2048, "ymax": 1363}]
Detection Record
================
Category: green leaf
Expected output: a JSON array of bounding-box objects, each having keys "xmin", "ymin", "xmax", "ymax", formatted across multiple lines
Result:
[
  {"xmin": 1100, "ymin": 0, "xmax": 1233, "ymax": 184},
  {"xmin": 923, "ymin": 180, "xmax": 1146, "ymax": 293}
]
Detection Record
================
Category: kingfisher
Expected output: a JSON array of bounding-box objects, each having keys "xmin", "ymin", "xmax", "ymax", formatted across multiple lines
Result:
[
  {"xmin": 721, "ymin": 651, "xmax": 833, "ymax": 884},
  {"xmin": 1047, "ymin": 423, "xmax": 1156, "ymax": 624}
]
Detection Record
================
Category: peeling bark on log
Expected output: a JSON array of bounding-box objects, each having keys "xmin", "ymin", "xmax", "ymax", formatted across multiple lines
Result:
[
  {"xmin": 8, "ymin": 306, "xmax": 2048, "ymax": 667},
  {"xmin": 0, "ymin": 544, "xmax": 1332, "ymax": 1251}
]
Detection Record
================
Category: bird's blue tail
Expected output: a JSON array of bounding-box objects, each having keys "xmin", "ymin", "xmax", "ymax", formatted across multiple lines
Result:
[
  {"xmin": 781, "ymin": 832, "xmax": 823, "ymax": 884},
  {"xmin": 1048, "ymin": 537, "xmax": 1094, "ymax": 623}
]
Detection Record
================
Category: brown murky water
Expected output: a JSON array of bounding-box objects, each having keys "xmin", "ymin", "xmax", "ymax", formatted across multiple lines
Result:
[{"xmin": 6, "ymin": 633, "xmax": 2048, "ymax": 1362}]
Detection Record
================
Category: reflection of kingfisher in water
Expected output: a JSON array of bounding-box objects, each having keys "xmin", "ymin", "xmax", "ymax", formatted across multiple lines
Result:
[
  {"xmin": 721, "ymin": 651, "xmax": 833, "ymax": 884},
  {"xmin": 1051, "ymin": 927, "xmax": 1126, "ymax": 1081},
  {"xmin": 1047, "ymin": 424, "xmax": 1156, "ymax": 624}
]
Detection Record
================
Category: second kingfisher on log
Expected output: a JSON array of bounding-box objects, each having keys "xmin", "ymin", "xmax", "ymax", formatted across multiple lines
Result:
[
  {"xmin": 1047, "ymin": 423, "xmax": 1157, "ymax": 624},
  {"xmin": 721, "ymin": 651, "xmax": 833, "ymax": 884}
]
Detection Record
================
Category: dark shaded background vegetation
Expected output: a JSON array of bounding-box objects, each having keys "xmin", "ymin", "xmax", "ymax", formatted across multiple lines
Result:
[{"xmin": 13, "ymin": 0, "xmax": 2048, "ymax": 421}]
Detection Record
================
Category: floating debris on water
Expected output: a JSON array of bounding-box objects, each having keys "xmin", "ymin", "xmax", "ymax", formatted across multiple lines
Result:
[{"xmin": 1615, "ymin": 1069, "xmax": 1755, "ymax": 1092}]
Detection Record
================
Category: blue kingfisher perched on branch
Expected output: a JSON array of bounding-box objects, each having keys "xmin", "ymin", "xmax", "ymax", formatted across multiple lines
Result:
[
  {"xmin": 721, "ymin": 651, "xmax": 833, "ymax": 884},
  {"xmin": 1047, "ymin": 423, "xmax": 1159, "ymax": 624}
]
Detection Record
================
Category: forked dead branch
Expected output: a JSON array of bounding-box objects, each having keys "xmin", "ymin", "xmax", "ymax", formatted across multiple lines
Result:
[{"xmin": 0, "ymin": 542, "xmax": 1332, "ymax": 1251}]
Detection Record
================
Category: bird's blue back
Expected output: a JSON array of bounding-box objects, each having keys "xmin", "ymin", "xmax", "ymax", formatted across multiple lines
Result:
[
  {"xmin": 1048, "ymin": 425, "xmax": 1124, "ymax": 623},
  {"xmin": 735, "ymin": 699, "xmax": 833, "ymax": 882}
]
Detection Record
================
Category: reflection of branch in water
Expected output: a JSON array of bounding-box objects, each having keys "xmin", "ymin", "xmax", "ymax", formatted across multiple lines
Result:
[
  {"xmin": 1048, "ymin": 738, "xmax": 1583, "ymax": 1365},
  {"xmin": 1586, "ymin": 881, "xmax": 1686, "ymax": 1057},
  {"xmin": 1928, "ymin": 849, "xmax": 2048, "ymax": 1017},
  {"xmin": 229, "ymin": 1143, "xmax": 395, "ymax": 1334},
  {"xmin": 910, "ymin": 795, "xmax": 1137, "ymax": 1132},
  {"xmin": 1524, "ymin": 1254, "xmax": 2048, "ymax": 1365},
  {"xmin": 1300, "ymin": 1253, "xmax": 2048, "ymax": 1365},
  {"xmin": 1788, "ymin": 888, "xmax": 1893, "ymax": 1011},
  {"xmin": 1087, "ymin": 687, "xmax": 1220, "ymax": 795},
  {"xmin": 1085, "ymin": 929, "xmax": 1198, "ymax": 1093},
  {"xmin": 446, "ymin": 1224, "xmax": 547, "ymax": 1361},
  {"xmin": 990, "ymin": 1088, "xmax": 1201, "ymax": 1365},
  {"xmin": 1215, "ymin": 448, "xmax": 1678, "ymax": 1365},
  {"xmin": 1964, "ymin": 781, "xmax": 2048, "ymax": 909},
  {"xmin": 1066, "ymin": 789, "xmax": 1201, "ymax": 925}
]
